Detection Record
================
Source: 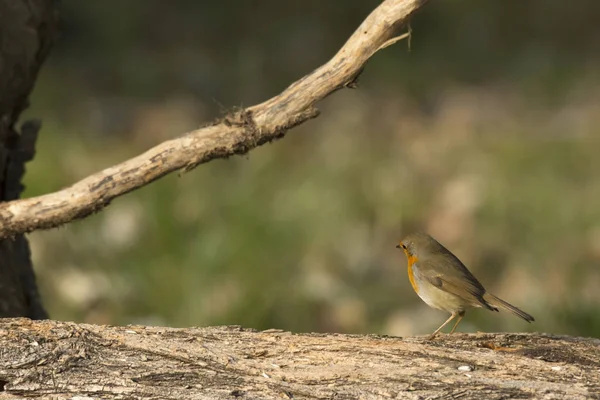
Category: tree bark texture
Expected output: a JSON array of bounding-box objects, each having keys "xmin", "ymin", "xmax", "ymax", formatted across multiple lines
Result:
[
  {"xmin": 0, "ymin": 0, "xmax": 428, "ymax": 240},
  {"xmin": 0, "ymin": 319, "xmax": 598, "ymax": 399},
  {"xmin": 0, "ymin": 0, "xmax": 58, "ymax": 318}
]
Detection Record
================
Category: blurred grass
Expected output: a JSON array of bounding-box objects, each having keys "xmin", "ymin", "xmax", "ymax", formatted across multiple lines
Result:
[
  {"xmin": 24, "ymin": 87, "xmax": 600, "ymax": 337},
  {"xmin": 18, "ymin": 0, "xmax": 600, "ymax": 338}
]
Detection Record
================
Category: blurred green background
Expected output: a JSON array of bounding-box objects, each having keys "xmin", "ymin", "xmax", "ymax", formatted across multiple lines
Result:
[{"xmin": 21, "ymin": 0, "xmax": 600, "ymax": 338}]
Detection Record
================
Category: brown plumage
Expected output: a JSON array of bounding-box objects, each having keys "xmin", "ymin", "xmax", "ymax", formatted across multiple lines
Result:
[{"xmin": 397, "ymin": 232, "xmax": 534, "ymax": 339}]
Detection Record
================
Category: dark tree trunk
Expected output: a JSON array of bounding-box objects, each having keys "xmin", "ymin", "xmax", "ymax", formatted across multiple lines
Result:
[{"xmin": 0, "ymin": 0, "xmax": 58, "ymax": 318}]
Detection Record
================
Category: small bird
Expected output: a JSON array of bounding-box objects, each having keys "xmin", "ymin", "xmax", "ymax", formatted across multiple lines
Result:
[{"xmin": 396, "ymin": 232, "xmax": 534, "ymax": 339}]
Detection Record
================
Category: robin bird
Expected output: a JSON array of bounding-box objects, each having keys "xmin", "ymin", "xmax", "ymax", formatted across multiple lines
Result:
[{"xmin": 396, "ymin": 232, "xmax": 534, "ymax": 339}]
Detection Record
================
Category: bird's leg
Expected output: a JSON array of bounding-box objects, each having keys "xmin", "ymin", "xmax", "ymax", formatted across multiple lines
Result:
[
  {"xmin": 449, "ymin": 310, "xmax": 466, "ymax": 334},
  {"xmin": 428, "ymin": 312, "xmax": 458, "ymax": 340}
]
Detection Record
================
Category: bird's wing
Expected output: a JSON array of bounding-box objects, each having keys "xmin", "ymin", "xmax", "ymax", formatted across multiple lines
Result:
[{"xmin": 417, "ymin": 255, "xmax": 496, "ymax": 310}]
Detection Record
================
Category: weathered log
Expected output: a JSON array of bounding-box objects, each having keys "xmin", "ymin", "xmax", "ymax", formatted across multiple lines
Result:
[{"xmin": 0, "ymin": 319, "xmax": 597, "ymax": 399}]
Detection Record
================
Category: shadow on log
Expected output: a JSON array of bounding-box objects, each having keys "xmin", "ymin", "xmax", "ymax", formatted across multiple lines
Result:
[{"xmin": 0, "ymin": 319, "xmax": 598, "ymax": 399}]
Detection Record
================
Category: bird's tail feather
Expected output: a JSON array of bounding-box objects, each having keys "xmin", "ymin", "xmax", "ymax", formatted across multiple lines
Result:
[{"xmin": 483, "ymin": 293, "xmax": 534, "ymax": 322}]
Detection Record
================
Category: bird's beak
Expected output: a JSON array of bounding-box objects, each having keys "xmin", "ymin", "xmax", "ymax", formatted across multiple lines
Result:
[{"xmin": 395, "ymin": 244, "xmax": 401, "ymax": 249}]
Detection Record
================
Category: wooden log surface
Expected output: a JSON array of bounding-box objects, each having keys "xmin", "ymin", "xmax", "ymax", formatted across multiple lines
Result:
[{"xmin": 0, "ymin": 319, "xmax": 598, "ymax": 399}]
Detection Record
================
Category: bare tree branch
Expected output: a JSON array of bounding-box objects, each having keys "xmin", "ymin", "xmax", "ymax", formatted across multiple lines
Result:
[
  {"xmin": 0, "ymin": 319, "xmax": 598, "ymax": 399},
  {"xmin": 0, "ymin": 0, "xmax": 428, "ymax": 239}
]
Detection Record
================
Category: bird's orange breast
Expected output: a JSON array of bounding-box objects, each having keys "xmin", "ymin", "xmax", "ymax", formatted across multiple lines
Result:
[{"xmin": 407, "ymin": 254, "xmax": 419, "ymax": 293}]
